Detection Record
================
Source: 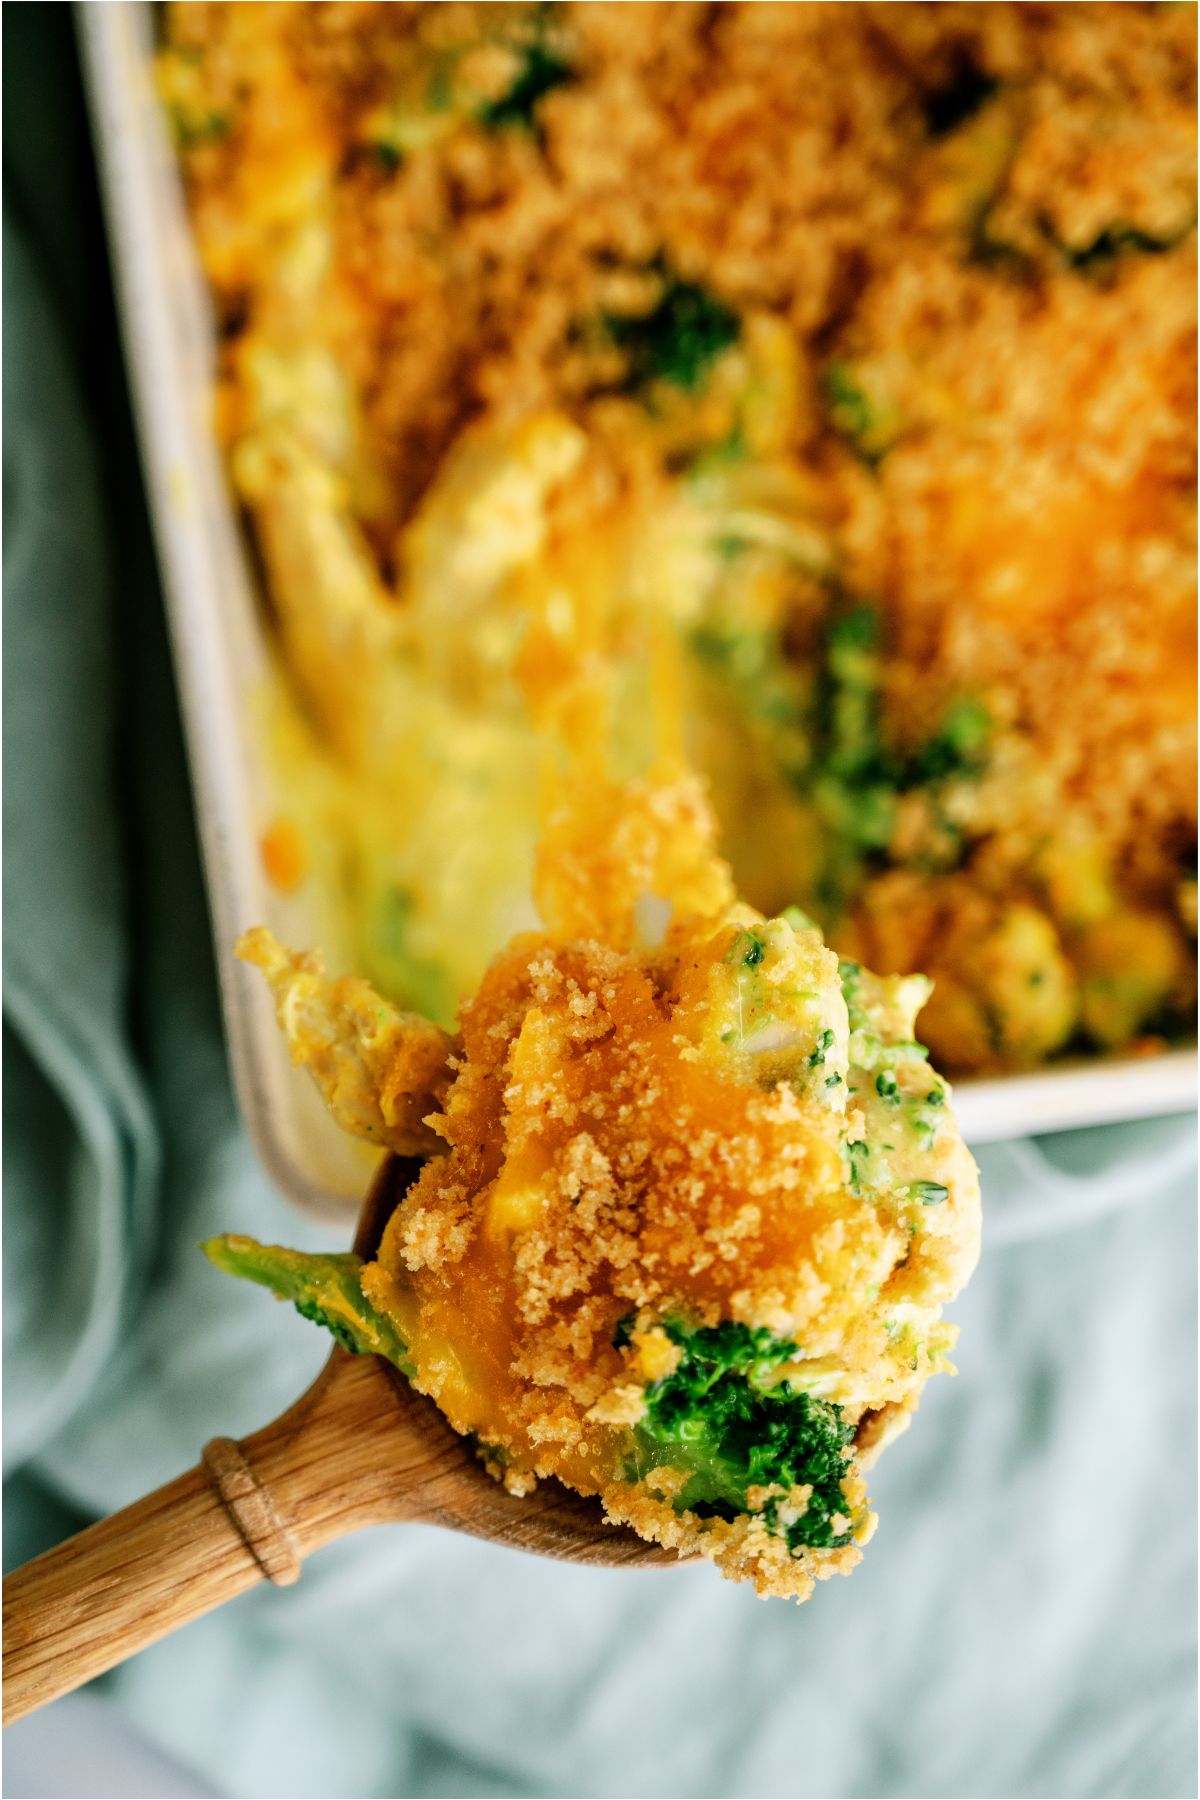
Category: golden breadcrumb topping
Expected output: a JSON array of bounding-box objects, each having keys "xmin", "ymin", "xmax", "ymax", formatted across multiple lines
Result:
[
  {"xmin": 165, "ymin": 1, "xmax": 1195, "ymax": 1075},
  {"xmin": 243, "ymin": 850, "xmax": 979, "ymax": 1597}
]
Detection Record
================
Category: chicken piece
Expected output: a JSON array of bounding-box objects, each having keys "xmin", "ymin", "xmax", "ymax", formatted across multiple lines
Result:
[{"xmin": 236, "ymin": 926, "xmax": 452, "ymax": 1156}]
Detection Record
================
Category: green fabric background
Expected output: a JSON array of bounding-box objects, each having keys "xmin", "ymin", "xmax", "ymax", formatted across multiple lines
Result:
[{"xmin": 3, "ymin": 11, "xmax": 1196, "ymax": 1797}]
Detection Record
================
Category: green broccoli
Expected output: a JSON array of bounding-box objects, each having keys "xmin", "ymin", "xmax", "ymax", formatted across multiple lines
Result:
[
  {"xmin": 821, "ymin": 363, "xmax": 903, "ymax": 464},
  {"xmin": 608, "ymin": 279, "xmax": 740, "ymax": 393},
  {"xmin": 694, "ymin": 603, "xmax": 899, "ymax": 915},
  {"xmin": 694, "ymin": 599, "xmax": 992, "ymax": 913},
  {"xmin": 622, "ymin": 1319, "xmax": 858, "ymax": 1552},
  {"xmin": 810, "ymin": 605, "xmax": 901, "ymax": 907},
  {"xmin": 203, "ymin": 1235, "xmax": 414, "ymax": 1371},
  {"xmin": 480, "ymin": 42, "xmax": 573, "ymax": 130},
  {"xmin": 907, "ymin": 695, "xmax": 990, "ymax": 785},
  {"xmin": 689, "ymin": 621, "xmax": 811, "ymax": 785},
  {"xmin": 816, "ymin": 619, "xmax": 993, "ymax": 895},
  {"xmin": 819, "ymin": 607, "xmax": 895, "ymax": 791},
  {"xmin": 727, "ymin": 927, "xmax": 767, "ymax": 968}
]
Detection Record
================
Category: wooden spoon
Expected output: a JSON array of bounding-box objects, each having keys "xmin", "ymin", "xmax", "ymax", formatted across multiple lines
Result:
[{"xmin": 2, "ymin": 1155, "xmax": 680, "ymax": 1725}]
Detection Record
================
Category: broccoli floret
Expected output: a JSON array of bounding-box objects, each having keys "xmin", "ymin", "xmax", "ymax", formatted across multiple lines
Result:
[
  {"xmin": 203, "ymin": 1235, "xmax": 413, "ymax": 1371},
  {"xmin": 692, "ymin": 606, "xmax": 898, "ymax": 914},
  {"xmin": 815, "ymin": 623, "xmax": 992, "ymax": 900},
  {"xmin": 689, "ymin": 622, "xmax": 811, "ymax": 782},
  {"xmin": 624, "ymin": 1319, "xmax": 857, "ymax": 1552},
  {"xmin": 693, "ymin": 603, "xmax": 990, "ymax": 915},
  {"xmin": 821, "ymin": 363, "xmax": 902, "ymax": 464},
  {"xmin": 811, "ymin": 605, "xmax": 901, "ymax": 907},
  {"xmin": 608, "ymin": 279, "xmax": 740, "ymax": 392},
  {"xmin": 480, "ymin": 43, "xmax": 573, "ymax": 130},
  {"xmin": 820, "ymin": 607, "xmax": 896, "ymax": 790},
  {"xmin": 907, "ymin": 695, "xmax": 990, "ymax": 785}
]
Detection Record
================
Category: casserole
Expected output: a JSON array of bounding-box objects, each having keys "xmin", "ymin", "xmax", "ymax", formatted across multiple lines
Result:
[{"xmin": 80, "ymin": 2, "xmax": 1197, "ymax": 1214}]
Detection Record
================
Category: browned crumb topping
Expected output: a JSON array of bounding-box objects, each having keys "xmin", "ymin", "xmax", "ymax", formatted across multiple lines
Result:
[
  {"xmin": 340, "ymin": 905, "xmax": 980, "ymax": 1596},
  {"xmin": 165, "ymin": 1, "xmax": 1195, "ymax": 1076}
]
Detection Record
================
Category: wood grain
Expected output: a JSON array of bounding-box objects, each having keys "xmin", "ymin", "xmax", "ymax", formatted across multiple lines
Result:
[{"xmin": 2, "ymin": 1157, "xmax": 681, "ymax": 1724}]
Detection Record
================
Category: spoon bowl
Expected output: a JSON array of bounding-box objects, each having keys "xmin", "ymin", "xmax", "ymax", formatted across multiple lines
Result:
[{"xmin": 2, "ymin": 1155, "xmax": 681, "ymax": 1726}]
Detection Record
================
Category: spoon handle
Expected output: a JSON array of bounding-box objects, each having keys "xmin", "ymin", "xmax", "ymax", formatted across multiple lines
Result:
[
  {"xmin": 2, "ymin": 1456, "xmax": 272, "ymax": 1724},
  {"xmin": 2, "ymin": 1354, "xmax": 416, "ymax": 1725}
]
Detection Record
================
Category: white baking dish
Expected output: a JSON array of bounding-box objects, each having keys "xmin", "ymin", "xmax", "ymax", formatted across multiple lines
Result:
[{"xmin": 78, "ymin": 1, "xmax": 1197, "ymax": 1217}]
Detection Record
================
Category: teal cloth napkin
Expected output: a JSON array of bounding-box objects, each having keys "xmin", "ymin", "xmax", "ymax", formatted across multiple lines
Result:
[{"xmin": 4, "ymin": 17, "xmax": 1196, "ymax": 1798}]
